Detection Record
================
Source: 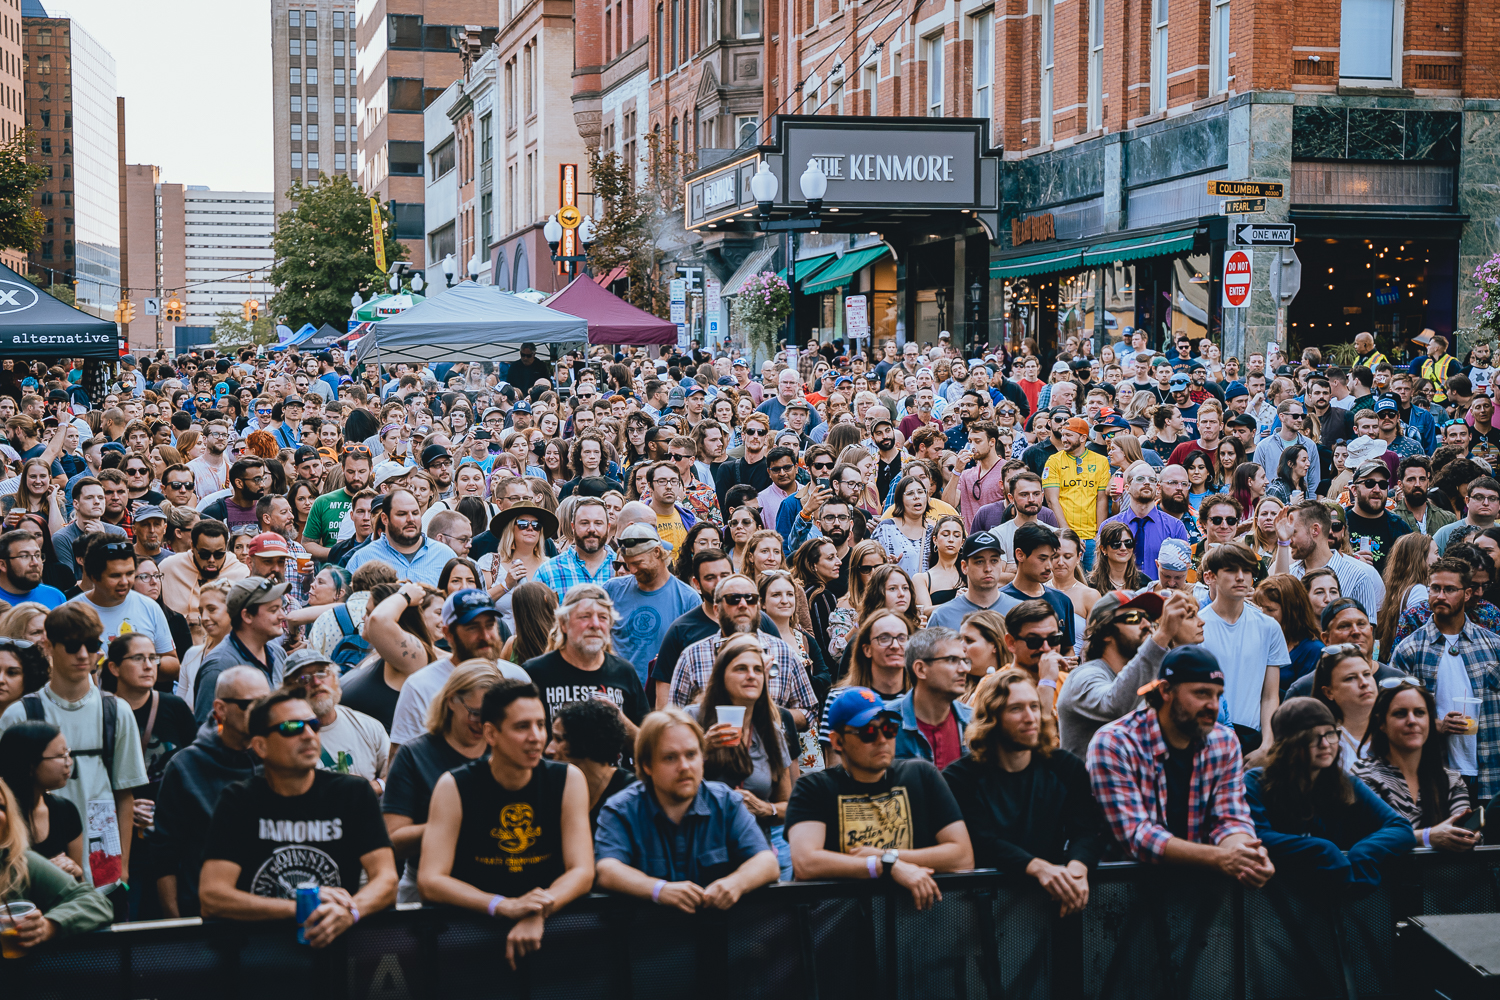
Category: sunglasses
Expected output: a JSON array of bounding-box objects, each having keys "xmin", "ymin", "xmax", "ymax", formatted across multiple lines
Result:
[
  {"xmin": 720, "ymin": 593, "xmax": 760, "ymax": 606},
  {"xmin": 58, "ymin": 637, "xmax": 102, "ymax": 655},
  {"xmin": 811, "ymin": 460, "xmax": 834, "ymax": 471},
  {"xmin": 1106, "ymin": 537, "xmax": 1136, "ymax": 550},
  {"xmin": 220, "ymin": 697, "xmax": 256, "ymax": 711},
  {"xmin": 669, "ymin": 452, "xmax": 694, "ymax": 461},
  {"xmin": 196, "ymin": 547, "xmax": 227, "ymax": 561},
  {"xmin": 513, "ymin": 518, "xmax": 541, "ymax": 531},
  {"xmin": 1379, "ymin": 675, "xmax": 1421, "ymax": 689},
  {"xmin": 1018, "ymin": 632, "xmax": 1066, "ymax": 651},
  {"xmin": 267, "ymin": 717, "xmax": 322, "ymax": 738},
  {"xmin": 846, "ymin": 719, "xmax": 900, "ymax": 743},
  {"xmin": 1207, "ymin": 515, "xmax": 1239, "ymax": 526}
]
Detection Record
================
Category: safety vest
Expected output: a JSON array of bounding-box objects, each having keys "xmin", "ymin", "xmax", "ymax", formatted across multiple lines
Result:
[
  {"xmin": 1420, "ymin": 354, "xmax": 1457, "ymax": 402},
  {"xmin": 1354, "ymin": 351, "xmax": 1388, "ymax": 370}
]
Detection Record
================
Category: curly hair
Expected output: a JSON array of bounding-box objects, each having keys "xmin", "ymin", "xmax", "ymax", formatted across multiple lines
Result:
[
  {"xmin": 965, "ymin": 668, "xmax": 1055, "ymax": 763},
  {"xmin": 244, "ymin": 428, "xmax": 278, "ymax": 459}
]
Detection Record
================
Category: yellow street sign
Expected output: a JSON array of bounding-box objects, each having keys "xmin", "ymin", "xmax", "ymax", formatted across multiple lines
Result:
[{"xmin": 1207, "ymin": 180, "xmax": 1284, "ymax": 199}]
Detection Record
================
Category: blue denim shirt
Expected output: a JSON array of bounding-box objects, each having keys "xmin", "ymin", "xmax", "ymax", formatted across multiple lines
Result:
[
  {"xmin": 344, "ymin": 534, "xmax": 458, "ymax": 586},
  {"xmin": 887, "ymin": 689, "xmax": 973, "ymax": 764},
  {"xmin": 594, "ymin": 779, "xmax": 770, "ymax": 884}
]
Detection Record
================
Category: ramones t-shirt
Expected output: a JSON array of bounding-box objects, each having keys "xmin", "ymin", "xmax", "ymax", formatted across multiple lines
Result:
[
  {"xmin": 205, "ymin": 770, "xmax": 391, "ymax": 896},
  {"xmin": 784, "ymin": 757, "xmax": 963, "ymax": 854}
]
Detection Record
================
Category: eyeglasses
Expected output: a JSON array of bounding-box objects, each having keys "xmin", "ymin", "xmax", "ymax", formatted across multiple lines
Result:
[
  {"xmin": 1017, "ymin": 632, "xmax": 1067, "ymax": 651},
  {"xmin": 821, "ymin": 514, "xmax": 852, "ymax": 524},
  {"xmin": 1107, "ymin": 537, "xmax": 1136, "ymax": 551},
  {"xmin": 870, "ymin": 632, "xmax": 908, "ymax": 648},
  {"xmin": 195, "ymin": 547, "xmax": 227, "ymax": 561},
  {"xmin": 1311, "ymin": 730, "xmax": 1341, "ymax": 747},
  {"xmin": 40, "ymin": 749, "xmax": 72, "ymax": 761},
  {"xmin": 1379, "ymin": 675, "xmax": 1421, "ymax": 689},
  {"xmin": 121, "ymin": 653, "xmax": 163, "ymax": 667},
  {"xmin": 134, "ymin": 571, "xmax": 162, "ymax": 582},
  {"xmin": 720, "ymin": 593, "xmax": 760, "ymax": 606},
  {"xmin": 846, "ymin": 719, "xmax": 900, "ymax": 743},
  {"xmin": 1207, "ymin": 515, "xmax": 1239, "ymax": 526},
  {"xmin": 266, "ymin": 717, "xmax": 322, "ymax": 738}
]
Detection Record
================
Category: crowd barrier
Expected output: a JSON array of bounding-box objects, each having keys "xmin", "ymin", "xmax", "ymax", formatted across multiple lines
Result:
[{"xmin": 11, "ymin": 847, "xmax": 1500, "ymax": 1000}]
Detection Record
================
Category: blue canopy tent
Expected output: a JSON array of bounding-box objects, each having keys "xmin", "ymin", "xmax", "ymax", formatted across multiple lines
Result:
[{"xmin": 353, "ymin": 282, "xmax": 587, "ymax": 365}]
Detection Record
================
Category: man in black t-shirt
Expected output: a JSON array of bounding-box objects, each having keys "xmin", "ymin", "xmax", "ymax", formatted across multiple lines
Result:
[
  {"xmin": 200, "ymin": 688, "xmax": 396, "ymax": 948},
  {"xmin": 786, "ymin": 687, "xmax": 973, "ymax": 910},
  {"xmin": 419, "ymin": 679, "xmax": 593, "ymax": 970},
  {"xmin": 523, "ymin": 583, "xmax": 649, "ymax": 741}
]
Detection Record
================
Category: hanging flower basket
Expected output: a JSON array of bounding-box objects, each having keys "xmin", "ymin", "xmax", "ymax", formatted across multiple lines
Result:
[{"xmin": 732, "ymin": 271, "xmax": 792, "ymax": 340}]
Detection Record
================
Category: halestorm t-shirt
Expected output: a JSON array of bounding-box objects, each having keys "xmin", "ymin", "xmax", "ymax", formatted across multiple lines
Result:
[
  {"xmin": 205, "ymin": 771, "xmax": 390, "ymax": 897},
  {"xmin": 521, "ymin": 650, "xmax": 650, "ymax": 729},
  {"xmin": 784, "ymin": 758, "xmax": 963, "ymax": 854}
]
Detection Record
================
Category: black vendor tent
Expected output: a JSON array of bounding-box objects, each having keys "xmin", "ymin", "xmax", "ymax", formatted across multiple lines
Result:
[{"xmin": 0, "ymin": 261, "xmax": 119, "ymax": 359}]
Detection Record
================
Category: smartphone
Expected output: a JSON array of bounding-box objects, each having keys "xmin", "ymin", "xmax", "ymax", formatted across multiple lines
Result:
[
  {"xmin": 816, "ymin": 478, "xmax": 831, "ymax": 490},
  {"xmin": 1460, "ymin": 807, "xmax": 1485, "ymax": 832}
]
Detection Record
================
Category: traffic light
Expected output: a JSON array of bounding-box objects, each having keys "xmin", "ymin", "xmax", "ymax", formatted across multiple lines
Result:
[
  {"xmin": 113, "ymin": 299, "xmax": 134, "ymax": 324},
  {"xmin": 242, "ymin": 299, "xmax": 260, "ymax": 322},
  {"xmin": 164, "ymin": 295, "xmax": 184, "ymax": 323}
]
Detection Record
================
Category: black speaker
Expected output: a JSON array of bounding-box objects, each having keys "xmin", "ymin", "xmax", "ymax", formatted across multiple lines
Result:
[{"xmin": 1401, "ymin": 914, "xmax": 1500, "ymax": 999}]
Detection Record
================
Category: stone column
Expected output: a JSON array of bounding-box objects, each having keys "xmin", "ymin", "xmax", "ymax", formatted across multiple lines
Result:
[
  {"xmin": 1228, "ymin": 93, "xmax": 1293, "ymax": 359},
  {"xmin": 1458, "ymin": 103, "xmax": 1500, "ymax": 355}
]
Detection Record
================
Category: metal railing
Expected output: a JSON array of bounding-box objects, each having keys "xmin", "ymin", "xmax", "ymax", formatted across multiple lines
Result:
[{"xmin": 12, "ymin": 847, "xmax": 1500, "ymax": 1000}]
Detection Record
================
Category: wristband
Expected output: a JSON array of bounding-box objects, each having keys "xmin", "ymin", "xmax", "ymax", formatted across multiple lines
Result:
[
  {"xmin": 1276, "ymin": 540, "xmax": 1291, "ymax": 547},
  {"xmin": 651, "ymin": 880, "xmax": 667, "ymax": 903},
  {"xmin": 349, "ymin": 904, "xmax": 360, "ymax": 924},
  {"xmin": 488, "ymin": 894, "xmax": 506, "ymax": 917},
  {"xmin": 1422, "ymin": 828, "xmax": 1431, "ymax": 849},
  {"xmin": 1038, "ymin": 679, "xmax": 1057, "ymax": 690},
  {"xmin": 867, "ymin": 855, "xmax": 880, "ymax": 879}
]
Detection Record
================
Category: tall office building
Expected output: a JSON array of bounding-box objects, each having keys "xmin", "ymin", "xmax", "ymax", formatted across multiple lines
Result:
[
  {"xmin": 183, "ymin": 187, "xmax": 275, "ymax": 326},
  {"xmin": 271, "ymin": 0, "xmax": 358, "ymax": 221},
  {"xmin": 354, "ymin": 0, "xmax": 496, "ymax": 268},
  {"xmin": 22, "ymin": 2, "xmax": 119, "ymax": 319},
  {"xmin": 0, "ymin": 1, "xmax": 24, "ymax": 274}
]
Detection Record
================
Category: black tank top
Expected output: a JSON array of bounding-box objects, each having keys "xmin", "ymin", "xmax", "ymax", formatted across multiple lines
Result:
[{"xmin": 449, "ymin": 758, "xmax": 569, "ymax": 897}]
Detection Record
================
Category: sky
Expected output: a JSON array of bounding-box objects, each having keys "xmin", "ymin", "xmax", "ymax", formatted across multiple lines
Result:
[{"xmin": 47, "ymin": 1, "xmax": 273, "ymax": 192}]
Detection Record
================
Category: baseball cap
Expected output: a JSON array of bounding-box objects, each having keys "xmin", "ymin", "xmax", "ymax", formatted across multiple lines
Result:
[
  {"xmin": 1095, "ymin": 414, "xmax": 1130, "ymax": 433},
  {"xmin": 1051, "ymin": 361, "xmax": 1072, "ymax": 375},
  {"xmin": 442, "ymin": 588, "xmax": 498, "ymax": 627},
  {"xmin": 373, "ymin": 461, "xmax": 410, "ymax": 486},
  {"xmin": 666, "ymin": 387, "xmax": 686, "ymax": 408},
  {"xmin": 46, "ymin": 389, "xmax": 69, "ymax": 402},
  {"xmin": 513, "ymin": 400, "xmax": 532, "ymax": 413},
  {"xmin": 1374, "ymin": 396, "xmax": 1398, "ymax": 414},
  {"xmin": 283, "ymin": 396, "xmax": 304, "ymax": 408},
  {"xmin": 294, "ymin": 445, "xmax": 320, "ymax": 464},
  {"xmin": 421, "ymin": 444, "xmax": 452, "ymax": 468},
  {"xmin": 1151, "ymin": 356, "xmax": 1173, "ymax": 368},
  {"xmin": 1269, "ymin": 697, "xmax": 1337, "ymax": 742},
  {"xmin": 619, "ymin": 522, "xmax": 672, "ymax": 554},
  {"xmin": 1063, "ymin": 416, "xmax": 1090, "ymax": 436},
  {"xmin": 732, "ymin": 357, "xmax": 749, "ymax": 368},
  {"xmin": 1169, "ymin": 374, "xmax": 1190, "ymax": 390},
  {"xmin": 133, "ymin": 504, "xmax": 166, "ymax": 523},
  {"xmin": 824, "ymin": 687, "xmax": 900, "ymax": 732},
  {"xmin": 247, "ymin": 532, "xmax": 292, "ymax": 559},
  {"xmin": 1087, "ymin": 588, "xmax": 1165, "ymax": 633},
  {"xmin": 787, "ymin": 397, "xmax": 811, "ymax": 411},
  {"xmin": 1353, "ymin": 458, "xmax": 1390, "ymax": 481},
  {"xmin": 863, "ymin": 371, "xmax": 880, "ymax": 382},
  {"xmin": 1155, "ymin": 645, "xmax": 1225, "ymax": 687},
  {"xmin": 226, "ymin": 576, "xmax": 289, "ymax": 620},
  {"xmin": 960, "ymin": 530, "xmax": 1005, "ymax": 560},
  {"xmin": 284, "ymin": 648, "xmax": 335, "ymax": 679},
  {"xmin": 686, "ymin": 382, "xmax": 707, "ymax": 397},
  {"xmin": 1070, "ymin": 358, "xmax": 1092, "ymax": 372},
  {"xmin": 1156, "ymin": 538, "xmax": 1193, "ymax": 572},
  {"xmin": 1227, "ymin": 413, "xmax": 1258, "ymax": 430},
  {"xmin": 834, "ymin": 376, "xmax": 853, "ymax": 388}
]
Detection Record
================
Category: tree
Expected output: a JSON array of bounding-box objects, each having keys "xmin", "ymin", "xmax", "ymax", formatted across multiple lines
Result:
[
  {"xmin": 212, "ymin": 308, "xmax": 277, "ymax": 352},
  {"xmin": 0, "ymin": 129, "xmax": 51, "ymax": 255},
  {"xmin": 268, "ymin": 173, "xmax": 408, "ymax": 330},
  {"xmin": 586, "ymin": 134, "xmax": 692, "ymax": 319},
  {"xmin": 25, "ymin": 271, "xmax": 73, "ymax": 306}
]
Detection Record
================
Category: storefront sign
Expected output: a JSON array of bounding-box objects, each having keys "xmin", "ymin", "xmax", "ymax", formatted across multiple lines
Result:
[
  {"xmin": 782, "ymin": 125, "xmax": 979, "ymax": 206},
  {"xmin": 1011, "ymin": 214, "xmax": 1056, "ymax": 246},
  {"xmin": 846, "ymin": 295, "xmax": 869, "ymax": 340},
  {"xmin": 1223, "ymin": 250, "xmax": 1252, "ymax": 307},
  {"xmin": 685, "ymin": 155, "xmax": 763, "ymax": 229},
  {"xmin": 705, "ymin": 277, "xmax": 721, "ymax": 339}
]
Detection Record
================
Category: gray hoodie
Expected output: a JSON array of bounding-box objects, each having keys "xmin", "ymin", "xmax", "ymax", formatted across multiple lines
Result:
[{"xmin": 1056, "ymin": 637, "xmax": 1168, "ymax": 758}]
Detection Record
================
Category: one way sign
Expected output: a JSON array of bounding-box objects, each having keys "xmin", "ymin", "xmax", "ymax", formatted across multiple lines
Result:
[{"xmin": 1233, "ymin": 223, "xmax": 1296, "ymax": 247}]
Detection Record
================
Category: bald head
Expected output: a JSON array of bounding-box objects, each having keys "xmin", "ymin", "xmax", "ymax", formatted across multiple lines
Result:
[
  {"xmin": 615, "ymin": 500, "xmax": 655, "ymax": 537},
  {"xmin": 217, "ymin": 664, "xmax": 271, "ymax": 699}
]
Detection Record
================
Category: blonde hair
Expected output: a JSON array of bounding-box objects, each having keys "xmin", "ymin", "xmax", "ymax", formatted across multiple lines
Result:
[
  {"xmin": 424, "ymin": 659, "xmax": 506, "ymax": 734},
  {"xmin": 0, "ymin": 601, "xmax": 48, "ymax": 640},
  {"xmin": 633, "ymin": 707, "xmax": 705, "ymax": 784},
  {"xmin": 0, "ymin": 778, "xmax": 29, "ymax": 899}
]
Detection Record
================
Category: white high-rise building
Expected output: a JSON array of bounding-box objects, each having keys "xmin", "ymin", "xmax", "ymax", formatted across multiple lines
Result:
[{"xmin": 182, "ymin": 188, "xmax": 275, "ymax": 326}]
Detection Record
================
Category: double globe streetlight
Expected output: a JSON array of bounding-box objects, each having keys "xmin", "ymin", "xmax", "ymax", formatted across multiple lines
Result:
[
  {"xmin": 749, "ymin": 159, "xmax": 828, "ymax": 350},
  {"xmin": 544, "ymin": 214, "xmax": 598, "ymax": 278}
]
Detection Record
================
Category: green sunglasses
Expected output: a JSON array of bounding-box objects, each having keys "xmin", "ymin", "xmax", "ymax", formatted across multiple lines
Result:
[{"xmin": 267, "ymin": 717, "xmax": 322, "ymax": 738}]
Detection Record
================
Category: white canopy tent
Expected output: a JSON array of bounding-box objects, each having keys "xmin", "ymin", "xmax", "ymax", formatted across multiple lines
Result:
[{"xmin": 353, "ymin": 282, "xmax": 587, "ymax": 365}]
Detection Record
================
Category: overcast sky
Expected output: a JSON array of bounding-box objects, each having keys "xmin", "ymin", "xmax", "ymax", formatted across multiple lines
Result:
[{"xmin": 52, "ymin": 1, "xmax": 273, "ymax": 192}]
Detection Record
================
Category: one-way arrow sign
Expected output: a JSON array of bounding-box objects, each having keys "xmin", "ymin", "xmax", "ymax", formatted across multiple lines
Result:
[{"xmin": 1234, "ymin": 223, "xmax": 1296, "ymax": 247}]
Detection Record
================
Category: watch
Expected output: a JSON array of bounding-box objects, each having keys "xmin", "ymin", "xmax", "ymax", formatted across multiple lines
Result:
[{"xmin": 880, "ymin": 849, "xmax": 900, "ymax": 871}]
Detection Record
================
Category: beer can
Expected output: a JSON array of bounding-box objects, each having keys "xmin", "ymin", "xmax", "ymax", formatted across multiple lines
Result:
[{"xmin": 295, "ymin": 881, "xmax": 320, "ymax": 944}]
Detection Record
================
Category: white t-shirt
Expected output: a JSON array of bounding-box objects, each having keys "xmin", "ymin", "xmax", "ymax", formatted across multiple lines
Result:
[
  {"xmin": 388, "ymin": 656, "xmax": 531, "ymax": 746},
  {"xmin": 315, "ymin": 704, "xmax": 391, "ymax": 781},
  {"xmin": 1434, "ymin": 646, "xmax": 1478, "ymax": 776},
  {"xmin": 1199, "ymin": 602, "xmax": 1290, "ymax": 731},
  {"xmin": 175, "ymin": 644, "xmax": 207, "ymax": 702},
  {"xmin": 69, "ymin": 590, "xmax": 175, "ymax": 654}
]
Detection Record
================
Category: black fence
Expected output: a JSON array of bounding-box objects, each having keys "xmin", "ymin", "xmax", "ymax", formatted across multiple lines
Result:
[{"xmin": 12, "ymin": 848, "xmax": 1500, "ymax": 1000}]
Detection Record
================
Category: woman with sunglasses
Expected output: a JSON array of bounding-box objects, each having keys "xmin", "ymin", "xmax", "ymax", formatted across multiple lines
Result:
[
  {"xmin": 1309, "ymin": 643, "xmax": 1379, "ymax": 771},
  {"xmin": 824, "ymin": 540, "xmax": 886, "ymax": 662},
  {"xmin": 382, "ymin": 659, "xmax": 506, "ymax": 904},
  {"xmin": 1244, "ymin": 697, "xmax": 1414, "ymax": 890},
  {"xmin": 1254, "ymin": 574, "xmax": 1325, "ymax": 696},
  {"xmin": 1086, "ymin": 522, "xmax": 1146, "ymax": 594},
  {"xmin": 0, "ymin": 720, "xmax": 83, "ymax": 879},
  {"xmin": 1352, "ymin": 681, "xmax": 1479, "ymax": 851},
  {"xmin": 485, "ymin": 504, "xmax": 556, "ymax": 630}
]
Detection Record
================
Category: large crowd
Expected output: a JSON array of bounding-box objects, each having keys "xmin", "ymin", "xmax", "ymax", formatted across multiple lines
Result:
[{"xmin": 0, "ymin": 329, "xmax": 1495, "ymax": 961}]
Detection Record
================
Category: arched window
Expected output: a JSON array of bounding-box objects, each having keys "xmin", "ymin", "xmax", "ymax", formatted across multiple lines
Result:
[
  {"xmin": 513, "ymin": 241, "xmax": 530, "ymax": 292},
  {"xmin": 494, "ymin": 246, "xmax": 510, "ymax": 291}
]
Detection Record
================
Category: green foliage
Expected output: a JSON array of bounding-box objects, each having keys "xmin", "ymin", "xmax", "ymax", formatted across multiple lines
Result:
[
  {"xmin": 0, "ymin": 130, "xmax": 50, "ymax": 255},
  {"xmin": 25, "ymin": 271, "xmax": 73, "ymax": 306},
  {"xmin": 585, "ymin": 134, "xmax": 692, "ymax": 318},
  {"xmin": 212, "ymin": 308, "xmax": 277, "ymax": 352},
  {"xmin": 268, "ymin": 174, "xmax": 408, "ymax": 330}
]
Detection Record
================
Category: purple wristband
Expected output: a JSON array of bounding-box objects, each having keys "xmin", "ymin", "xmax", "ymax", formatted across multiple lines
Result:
[
  {"xmin": 1422, "ymin": 828, "xmax": 1431, "ymax": 849},
  {"xmin": 488, "ymin": 894, "xmax": 505, "ymax": 917},
  {"xmin": 651, "ymin": 879, "xmax": 666, "ymax": 903}
]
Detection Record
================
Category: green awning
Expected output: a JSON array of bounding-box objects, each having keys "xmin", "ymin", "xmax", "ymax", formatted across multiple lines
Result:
[
  {"xmin": 989, "ymin": 246, "xmax": 1084, "ymax": 280},
  {"xmin": 777, "ymin": 253, "xmax": 839, "ymax": 285},
  {"xmin": 1080, "ymin": 227, "xmax": 1198, "ymax": 267},
  {"xmin": 801, "ymin": 245, "xmax": 890, "ymax": 295}
]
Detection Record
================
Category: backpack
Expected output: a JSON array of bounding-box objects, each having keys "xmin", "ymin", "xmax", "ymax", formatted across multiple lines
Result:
[
  {"xmin": 24, "ymin": 691, "xmax": 119, "ymax": 785},
  {"xmin": 330, "ymin": 604, "xmax": 372, "ymax": 673}
]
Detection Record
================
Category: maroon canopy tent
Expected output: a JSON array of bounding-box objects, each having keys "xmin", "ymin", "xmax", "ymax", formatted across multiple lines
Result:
[{"xmin": 543, "ymin": 273, "xmax": 676, "ymax": 346}]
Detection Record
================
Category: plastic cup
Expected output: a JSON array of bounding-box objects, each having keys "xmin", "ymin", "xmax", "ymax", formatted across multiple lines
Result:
[
  {"xmin": 0, "ymin": 900, "xmax": 37, "ymax": 959},
  {"xmin": 1455, "ymin": 697, "xmax": 1482, "ymax": 736},
  {"xmin": 717, "ymin": 705, "xmax": 746, "ymax": 744}
]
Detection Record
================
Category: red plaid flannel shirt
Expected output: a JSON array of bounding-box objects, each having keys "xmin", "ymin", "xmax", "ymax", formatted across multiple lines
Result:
[{"xmin": 1086, "ymin": 706, "xmax": 1255, "ymax": 862}]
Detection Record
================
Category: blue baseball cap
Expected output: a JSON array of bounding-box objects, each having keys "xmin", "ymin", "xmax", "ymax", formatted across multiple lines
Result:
[
  {"xmin": 1375, "ymin": 396, "xmax": 1398, "ymax": 413},
  {"xmin": 1169, "ymin": 373, "xmax": 1190, "ymax": 390},
  {"xmin": 824, "ymin": 687, "xmax": 900, "ymax": 732},
  {"xmin": 442, "ymin": 588, "xmax": 498, "ymax": 627}
]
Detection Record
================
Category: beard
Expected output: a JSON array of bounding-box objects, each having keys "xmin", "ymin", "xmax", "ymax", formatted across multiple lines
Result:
[
  {"xmin": 1112, "ymin": 628, "xmax": 1144, "ymax": 661},
  {"xmin": 452, "ymin": 632, "xmax": 501, "ymax": 662},
  {"xmin": 208, "ymin": 441, "xmax": 226, "ymax": 456},
  {"xmin": 1404, "ymin": 487, "xmax": 1427, "ymax": 507},
  {"xmin": 1169, "ymin": 697, "xmax": 1218, "ymax": 740},
  {"xmin": 996, "ymin": 725, "xmax": 1041, "ymax": 752},
  {"xmin": 1158, "ymin": 493, "xmax": 1189, "ymax": 517},
  {"xmin": 824, "ymin": 526, "xmax": 849, "ymax": 546},
  {"xmin": 307, "ymin": 691, "xmax": 336, "ymax": 717},
  {"xmin": 577, "ymin": 532, "xmax": 605, "ymax": 554},
  {"xmin": 391, "ymin": 523, "xmax": 422, "ymax": 546},
  {"xmin": 572, "ymin": 634, "xmax": 606, "ymax": 656}
]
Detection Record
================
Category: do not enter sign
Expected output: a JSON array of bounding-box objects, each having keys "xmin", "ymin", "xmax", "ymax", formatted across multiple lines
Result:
[{"xmin": 1223, "ymin": 249, "xmax": 1252, "ymax": 308}]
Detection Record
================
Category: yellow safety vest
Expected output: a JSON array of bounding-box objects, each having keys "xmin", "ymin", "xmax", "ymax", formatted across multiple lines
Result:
[
  {"xmin": 1354, "ymin": 351, "xmax": 1388, "ymax": 370},
  {"xmin": 1420, "ymin": 354, "xmax": 1457, "ymax": 403}
]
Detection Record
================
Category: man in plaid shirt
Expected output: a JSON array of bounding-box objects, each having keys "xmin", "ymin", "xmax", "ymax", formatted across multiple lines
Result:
[
  {"xmin": 669, "ymin": 573, "xmax": 818, "ymax": 729},
  {"xmin": 1087, "ymin": 646, "xmax": 1275, "ymax": 886},
  {"xmin": 1388, "ymin": 556, "xmax": 1500, "ymax": 800},
  {"xmin": 533, "ymin": 497, "xmax": 617, "ymax": 593}
]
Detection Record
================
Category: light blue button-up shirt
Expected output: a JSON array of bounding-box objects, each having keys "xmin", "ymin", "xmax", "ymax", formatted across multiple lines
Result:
[{"xmin": 345, "ymin": 534, "xmax": 457, "ymax": 585}]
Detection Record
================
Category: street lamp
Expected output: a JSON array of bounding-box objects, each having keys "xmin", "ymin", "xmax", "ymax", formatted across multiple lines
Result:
[
  {"xmin": 350, "ymin": 291, "xmax": 363, "ymax": 310},
  {"xmin": 969, "ymin": 280, "xmax": 983, "ymax": 355},
  {"xmin": 753, "ymin": 158, "xmax": 827, "ymax": 351},
  {"xmin": 441, "ymin": 253, "xmax": 457, "ymax": 288},
  {"xmin": 468, "ymin": 253, "xmax": 483, "ymax": 282},
  {"xmin": 411, "ymin": 272, "xmax": 425, "ymax": 294},
  {"xmin": 544, "ymin": 212, "xmax": 592, "ymax": 278}
]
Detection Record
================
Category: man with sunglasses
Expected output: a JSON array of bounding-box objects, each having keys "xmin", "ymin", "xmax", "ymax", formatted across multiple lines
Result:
[
  {"xmin": 0, "ymin": 604, "xmax": 147, "ymax": 895},
  {"xmin": 199, "ymin": 687, "xmax": 396, "ymax": 945},
  {"xmin": 1101, "ymin": 461, "xmax": 1188, "ymax": 581},
  {"xmin": 669, "ymin": 574, "xmax": 816, "ymax": 728},
  {"xmin": 787, "ymin": 687, "xmax": 973, "ymax": 909},
  {"xmin": 191, "ymin": 577, "xmax": 289, "ymax": 724},
  {"xmin": 152, "ymin": 665, "xmax": 269, "ymax": 916},
  {"xmin": 1059, "ymin": 589, "xmax": 1196, "ymax": 756},
  {"xmin": 1342, "ymin": 459, "xmax": 1410, "ymax": 576}
]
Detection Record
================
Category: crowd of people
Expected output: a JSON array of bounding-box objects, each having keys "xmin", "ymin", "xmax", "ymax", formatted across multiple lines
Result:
[{"xmin": 0, "ymin": 330, "xmax": 1494, "ymax": 960}]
